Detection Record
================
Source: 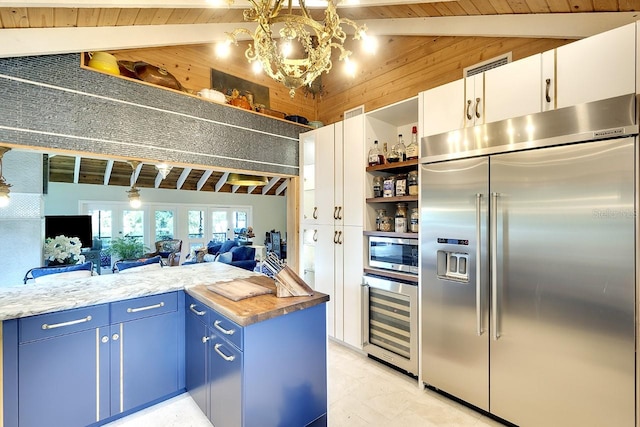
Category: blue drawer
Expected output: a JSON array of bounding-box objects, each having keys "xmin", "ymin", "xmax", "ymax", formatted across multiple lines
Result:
[
  {"xmin": 111, "ymin": 292, "xmax": 178, "ymax": 323},
  {"xmin": 210, "ymin": 310, "xmax": 243, "ymax": 351},
  {"xmin": 186, "ymin": 293, "xmax": 210, "ymax": 325},
  {"xmin": 19, "ymin": 304, "xmax": 109, "ymax": 343}
]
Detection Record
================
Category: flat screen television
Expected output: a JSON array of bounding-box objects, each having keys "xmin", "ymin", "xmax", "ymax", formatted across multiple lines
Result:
[{"xmin": 45, "ymin": 215, "xmax": 93, "ymax": 249}]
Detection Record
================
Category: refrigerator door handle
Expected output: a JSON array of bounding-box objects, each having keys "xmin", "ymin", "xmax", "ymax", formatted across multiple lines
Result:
[
  {"xmin": 476, "ymin": 193, "xmax": 483, "ymax": 336},
  {"xmin": 491, "ymin": 192, "xmax": 499, "ymax": 340}
]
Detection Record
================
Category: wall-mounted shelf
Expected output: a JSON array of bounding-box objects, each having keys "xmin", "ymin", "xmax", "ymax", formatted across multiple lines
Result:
[
  {"xmin": 366, "ymin": 195, "xmax": 418, "ymax": 204},
  {"xmin": 366, "ymin": 159, "xmax": 418, "ymax": 173}
]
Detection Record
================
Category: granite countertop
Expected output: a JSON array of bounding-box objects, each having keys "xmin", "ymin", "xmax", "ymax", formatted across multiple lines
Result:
[
  {"xmin": 0, "ymin": 262, "xmax": 259, "ymax": 321},
  {"xmin": 187, "ymin": 275, "xmax": 329, "ymax": 327}
]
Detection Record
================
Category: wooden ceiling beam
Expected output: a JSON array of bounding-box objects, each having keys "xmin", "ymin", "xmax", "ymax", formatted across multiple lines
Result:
[
  {"xmin": 275, "ymin": 179, "xmax": 287, "ymax": 195},
  {"xmin": 197, "ymin": 169, "xmax": 212, "ymax": 191},
  {"xmin": 73, "ymin": 155, "xmax": 80, "ymax": 184},
  {"xmin": 103, "ymin": 159, "xmax": 113, "ymax": 185},
  {"xmin": 262, "ymin": 176, "xmax": 279, "ymax": 195},
  {"xmin": 1, "ymin": 12, "xmax": 639, "ymax": 58},
  {"xmin": 176, "ymin": 167, "xmax": 191, "ymax": 189},
  {"xmin": 214, "ymin": 171, "xmax": 228, "ymax": 192}
]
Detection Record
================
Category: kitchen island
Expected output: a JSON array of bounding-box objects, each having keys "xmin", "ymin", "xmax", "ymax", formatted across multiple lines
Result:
[{"xmin": 0, "ymin": 262, "xmax": 329, "ymax": 427}]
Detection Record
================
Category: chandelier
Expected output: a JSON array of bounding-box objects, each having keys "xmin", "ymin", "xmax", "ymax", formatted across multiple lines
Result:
[{"xmin": 221, "ymin": 0, "xmax": 375, "ymax": 97}]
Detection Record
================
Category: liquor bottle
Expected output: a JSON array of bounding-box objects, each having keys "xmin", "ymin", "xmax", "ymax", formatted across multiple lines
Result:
[
  {"xmin": 406, "ymin": 126, "xmax": 419, "ymax": 160},
  {"xmin": 383, "ymin": 142, "xmax": 391, "ymax": 163},
  {"xmin": 368, "ymin": 140, "xmax": 383, "ymax": 166},
  {"xmin": 393, "ymin": 134, "xmax": 406, "ymax": 162}
]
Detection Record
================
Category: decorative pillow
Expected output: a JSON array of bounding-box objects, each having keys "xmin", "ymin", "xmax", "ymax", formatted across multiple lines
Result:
[
  {"xmin": 203, "ymin": 254, "xmax": 216, "ymax": 262},
  {"xmin": 206, "ymin": 242, "xmax": 223, "ymax": 255},
  {"xmin": 115, "ymin": 255, "xmax": 162, "ymax": 272},
  {"xmin": 118, "ymin": 262, "xmax": 162, "ymax": 274},
  {"xmin": 218, "ymin": 240, "xmax": 238, "ymax": 254},
  {"xmin": 31, "ymin": 261, "xmax": 93, "ymax": 279},
  {"xmin": 34, "ymin": 269, "xmax": 92, "ymax": 284},
  {"xmin": 230, "ymin": 245, "xmax": 256, "ymax": 262},
  {"xmin": 216, "ymin": 252, "xmax": 233, "ymax": 264}
]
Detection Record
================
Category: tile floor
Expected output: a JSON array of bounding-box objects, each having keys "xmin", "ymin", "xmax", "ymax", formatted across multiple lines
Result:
[{"xmin": 105, "ymin": 340, "xmax": 506, "ymax": 427}]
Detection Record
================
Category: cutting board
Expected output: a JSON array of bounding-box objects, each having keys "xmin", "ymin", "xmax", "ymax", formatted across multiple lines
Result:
[{"xmin": 207, "ymin": 279, "xmax": 273, "ymax": 301}]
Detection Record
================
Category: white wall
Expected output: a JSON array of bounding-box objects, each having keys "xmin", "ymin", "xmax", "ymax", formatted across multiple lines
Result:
[{"xmin": 44, "ymin": 182, "xmax": 288, "ymax": 248}]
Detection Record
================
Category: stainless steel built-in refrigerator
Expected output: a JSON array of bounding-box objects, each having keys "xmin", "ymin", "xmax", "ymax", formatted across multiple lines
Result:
[{"xmin": 420, "ymin": 95, "xmax": 637, "ymax": 427}]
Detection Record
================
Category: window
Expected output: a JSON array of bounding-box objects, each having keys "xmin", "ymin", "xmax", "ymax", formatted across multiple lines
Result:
[
  {"xmin": 154, "ymin": 210, "xmax": 175, "ymax": 241},
  {"xmin": 188, "ymin": 210, "xmax": 205, "ymax": 239},
  {"xmin": 123, "ymin": 210, "xmax": 144, "ymax": 242}
]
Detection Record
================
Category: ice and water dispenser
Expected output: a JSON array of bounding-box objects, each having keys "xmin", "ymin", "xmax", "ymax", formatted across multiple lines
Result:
[{"xmin": 437, "ymin": 250, "xmax": 469, "ymax": 282}]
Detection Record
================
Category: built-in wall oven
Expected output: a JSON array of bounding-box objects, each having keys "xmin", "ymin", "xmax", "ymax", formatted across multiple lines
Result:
[
  {"xmin": 368, "ymin": 236, "xmax": 419, "ymax": 275},
  {"xmin": 362, "ymin": 275, "xmax": 418, "ymax": 375}
]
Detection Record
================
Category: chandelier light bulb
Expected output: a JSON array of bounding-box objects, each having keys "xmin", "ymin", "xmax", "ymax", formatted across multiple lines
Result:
[
  {"xmin": 252, "ymin": 60, "xmax": 263, "ymax": 74},
  {"xmin": 362, "ymin": 33, "xmax": 378, "ymax": 54},
  {"xmin": 344, "ymin": 57, "xmax": 357, "ymax": 77},
  {"xmin": 215, "ymin": 41, "xmax": 231, "ymax": 58},
  {"xmin": 281, "ymin": 41, "xmax": 293, "ymax": 58}
]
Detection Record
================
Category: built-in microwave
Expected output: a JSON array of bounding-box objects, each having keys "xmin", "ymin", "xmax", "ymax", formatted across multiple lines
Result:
[{"xmin": 368, "ymin": 236, "xmax": 419, "ymax": 275}]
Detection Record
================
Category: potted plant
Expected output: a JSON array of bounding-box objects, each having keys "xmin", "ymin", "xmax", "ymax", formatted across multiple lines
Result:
[{"xmin": 106, "ymin": 235, "xmax": 148, "ymax": 261}]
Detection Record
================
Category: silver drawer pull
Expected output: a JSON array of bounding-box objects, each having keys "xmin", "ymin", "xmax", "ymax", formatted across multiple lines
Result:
[
  {"xmin": 214, "ymin": 343, "xmax": 235, "ymax": 362},
  {"xmin": 42, "ymin": 315, "xmax": 92, "ymax": 330},
  {"xmin": 189, "ymin": 303, "xmax": 206, "ymax": 316},
  {"xmin": 202, "ymin": 335, "xmax": 212, "ymax": 344},
  {"xmin": 213, "ymin": 320, "xmax": 235, "ymax": 335},
  {"xmin": 127, "ymin": 302, "xmax": 164, "ymax": 313}
]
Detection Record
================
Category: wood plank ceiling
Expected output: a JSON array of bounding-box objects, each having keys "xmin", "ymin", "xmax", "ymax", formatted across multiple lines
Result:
[{"xmin": 0, "ymin": 1, "xmax": 637, "ymax": 30}]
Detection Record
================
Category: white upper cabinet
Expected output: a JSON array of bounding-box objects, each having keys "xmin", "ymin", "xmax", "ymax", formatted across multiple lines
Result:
[
  {"xmin": 541, "ymin": 50, "xmax": 555, "ymax": 112},
  {"xmin": 484, "ymin": 54, "xmax": 543, "ymax": 123},
  {"xmin": 464, "ymin": 73, "xmax": 484, "ymax": 127},
  {"xmin": 422, "ymin": 79, "xmax": 465, "ymax": 137},
  {"xmin": 556, "ymin": 23, "xmax": 636, "ymax": 108}
]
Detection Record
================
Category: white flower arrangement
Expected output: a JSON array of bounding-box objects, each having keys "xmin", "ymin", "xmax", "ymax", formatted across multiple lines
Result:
[{"xmin": 44, "ymin": 235, "xmax": 86, "ymax": 265}]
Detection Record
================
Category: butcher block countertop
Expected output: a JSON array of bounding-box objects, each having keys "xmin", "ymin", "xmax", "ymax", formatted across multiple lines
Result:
[{"xmin": 187, "ymin": 275, "xmax": 329, "ymax": 327}]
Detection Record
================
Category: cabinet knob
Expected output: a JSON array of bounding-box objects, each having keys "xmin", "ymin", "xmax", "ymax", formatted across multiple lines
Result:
[
  {"xmin": 475, "ymin": 97, "xmax": 481, "ymax": 119},
  {"xmin": 112, "ymin": 333, "xmax": 120, "ymax": 341},
  {"xmin": 466, "ymin": 99, "xmax": 473, "ymax": 120},
  {"xmin": 101, "ymin": 336, "xmax": 109, "ymax": 344},
  {"xmin": 202, "ymin": 336, "xmax": 212, "ymax": 344}
]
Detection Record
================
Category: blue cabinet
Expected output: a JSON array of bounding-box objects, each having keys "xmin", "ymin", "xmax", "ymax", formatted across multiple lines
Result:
[
  {"xmin": 185, "ymin": 295, "xmax": 209, "ymax": 416},
  {"xmin": 184, "ymin": 294, "xmax": 328, "ymax": 427},
  {"xmin": 3, "ymin": 291, "xmax": 185, "ymax": 427},
  {"xmin": 110, "ymin": 292, "xmax": 185, "ymax": 415},
  {"xmin": 8, "ymin": 305, "xmax": 111, "ymax": 427}
]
